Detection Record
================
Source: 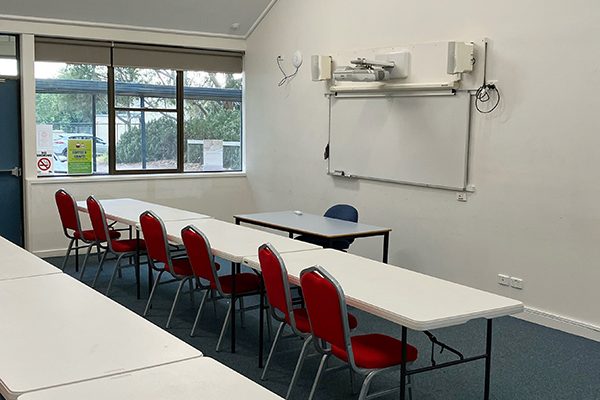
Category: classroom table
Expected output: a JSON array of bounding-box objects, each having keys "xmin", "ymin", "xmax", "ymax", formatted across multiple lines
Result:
[
  {"xmin": 242, "ymin": 248, "xmax": 524, "ymax": 400},
  {"xmin": 0, "ymin": 235, "xmax": 61, "ymax": 281},
  {"xmin": 18, "ymin": 357, "xmax": 283, "ymax": 400},
  {"xmin": 76, "ymin": 198, "xmax": 211, "ymax": 298},
  {"xmin": 0, "ymin": 273, "xmax": 202, "ymax": 400},
  {"xmin": 234, "ymin": 210, "xmax": 392, "ymax": 262},
  {"xmin": 157, "ymin": 218, "xmax": 321, "ymax": 363}
]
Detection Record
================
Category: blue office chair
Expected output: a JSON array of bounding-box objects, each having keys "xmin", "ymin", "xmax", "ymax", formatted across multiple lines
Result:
[{"xmin": 296, "ymin": 204, "xmax": 359, "ymax": 251}]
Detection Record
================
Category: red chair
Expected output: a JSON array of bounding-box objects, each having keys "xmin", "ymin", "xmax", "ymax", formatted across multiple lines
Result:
[
  {"xmin": 258, "ymin": 243, "xmax": 358, "ymax": 399},
  {"xmin": 86, "ymin": 196, "xmax": 146, "ymax": 295},
  {"xmin": 140, "ymin": 210, "xmax": 195, "ymax": 328},
  {"xmin": 181, "ymin": 224, "xmax": 262, "ymax": 351},
  {"xmin": 300, "ymin": 266, "xmax": 418, "ymax": 400},
  {"xmin": 55, "ymin": 189, "xmax": 120, "ymax": 273}
]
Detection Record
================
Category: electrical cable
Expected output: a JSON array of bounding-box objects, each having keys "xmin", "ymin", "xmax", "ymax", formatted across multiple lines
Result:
[
  {"xmin": 474, "ymin": 40, "xmax": 501, "ymax": 114},
  {"xmin": 277, "ymin": 56, "xmax": 300, "ymax": 86}
]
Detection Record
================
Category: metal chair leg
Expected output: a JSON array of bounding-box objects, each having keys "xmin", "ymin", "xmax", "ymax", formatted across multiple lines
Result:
[
  {"xmin": 106, "ymin": 254, "xmax": 125, "ymax": 295},
  {"xmin": 261, "ymin": 321, "xmax": 286, "ymax": 380},
  {"xmin": 216, "ymin": 300, "xmax": 234, "ymax": 352},
  {"xmin": 350, "ymin": 368, "xmax": 358, "ymax": 395},
  {"xmin": 358, "ymin": 371, "xmax": 377, "ymax": 400},
  {"xmin": 407, "ymin": 373, "xmax": 414, "ymax": 400},
  {"xmin": 211, "ymin": 289, "xmax": 218, "ymax": 319},
  {"xmin": 143, "ymin": 270, "xmax": 164, "ymax": 316},
  {"xmin": 81, "ymin": 244, "xmax": 93, "ymax": 274},
  {"xmin": 166, "ymin": 278, "xmax": 188, "ymax": 328},
  {"xmin": 190, "ymin": 289, "xmax": 209, "ymax": 337},
  {"xmin": 308, "ymin": 354, "xmax": 329, "ymax": 400},
  {"xmin": 61, "ymin": 239, "xmax": 75, "ymax": 271},
  {"xmin": 96, "ymin": 244, "xmax": 102, "ymax": 262},
  {"xmin": 91, "ymin": 250, "xmax": 108, "ymax": 287},
  {"xmin": 286, "ymin": 336, "xmax": 313, "ymax": 400},
  {"xmin": 188, "ymin": 278, "xmax": 195, "ymax": 306}
]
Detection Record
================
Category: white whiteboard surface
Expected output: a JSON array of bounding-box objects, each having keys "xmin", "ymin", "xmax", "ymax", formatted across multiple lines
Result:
[{"xmin": 329, "ymin": 92, "xmax": 471, "ymax": 190}]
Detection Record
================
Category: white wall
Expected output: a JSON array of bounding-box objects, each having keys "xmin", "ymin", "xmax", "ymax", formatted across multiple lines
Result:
[
  {"xmin": 0, "ymin": 19, "xmax": 257, "ymax": 257},
  {"xmin": 244, "ymin": 0, "xmax": 600, "ymax": 338}
]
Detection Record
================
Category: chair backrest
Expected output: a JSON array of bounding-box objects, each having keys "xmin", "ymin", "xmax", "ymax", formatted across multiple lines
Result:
[
  {"xmin": 300, "ymin": 266, "xmax": 353, "ymax": 358},
  {"xmin": 55, "ymin": 189, "xmax": 82, "ymax": 237},
  {"xmin": 258, "ymin": 243, "xmax": 297, "ymax": 328},
  {"xmin": 181, "ymin": 225, "xmax": 220, "ymax": 291},
  {"xmin": 86, "ymin": 196, "xmax": 112, "ymax": 245},
  {"xmin": 324, "ymin": 204, "xmax": 358, "ymax": 223},
  {"xmin": 139, "ymin": 210, "xmax": 173, "ymax": 267}
]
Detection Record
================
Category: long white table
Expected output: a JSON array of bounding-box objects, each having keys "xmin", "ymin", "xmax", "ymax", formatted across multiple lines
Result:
[
  {"xmin": 243, "ymin": 248, "xmax": 523, "ymax": 400},
  {"xmin": 234, "ymin": 210, "xmax": 392, "ymax": 262},
  {"xmin": 18, "ymin": 357, "xmax": 283, "ymax": 400},
  {"xmin": 0, "ymin": 236, "xmax": 61, "ymax": 281},
  {"xmin": 157, "ymin": 218, "xmax": 321, "ymax": 359},
  {"xmin": 0, "ymin": 273, "xmax": 202, "ymax": 400},
  {"xmin": 76, "ymin": 198, "xmax": 211, "ymax": 226}
]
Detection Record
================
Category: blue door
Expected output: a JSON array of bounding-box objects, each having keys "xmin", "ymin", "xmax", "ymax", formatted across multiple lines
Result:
[{"xmin": 0, "ymin": 77, "xmax": 23, "ymax": 246}]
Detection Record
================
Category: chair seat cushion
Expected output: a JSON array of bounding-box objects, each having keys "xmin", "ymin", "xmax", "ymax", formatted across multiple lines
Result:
[
  {"xmin": 215, "ymin": 273, "xmax": 261, "ymax": 295},
  {"xmin": 290, "ymin": 308, "xmax": 358, "ymax": 333},
  {"xmin": 332, "ymin": 333, "xmax": 418, "ymax": 369},
  {"xmin": 110, "ymin": 238, "xmax": 146, "ymax": 253},
  {"xmin": 166, "ymin": 257, "xmax": 193, "ymax": 276},
  {"xmin": 74, "ymin": 229, "xmax": 121, "ymax": 242}
]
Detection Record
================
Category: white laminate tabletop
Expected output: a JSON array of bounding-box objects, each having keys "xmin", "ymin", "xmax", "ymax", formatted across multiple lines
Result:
[
  {"xmin": 76, "ymin": 198, "xmax": 211, "ymax": 226},
  {"xmin": 243, "ymin": 249, "xmax": 524, "ymax": 331},
  {"xmin": 0, "ymin": 274, "xmax": 202, "ymax": 400},
  {"xmin": 234, "ymin": 211, "xmax": 391, "ymax": 238},
  {"xmin": 0, "ymin": 236, "xmax": 61, "ymax": 281},
  {"xmin": 158, "ymin": 218, "xmax": 321, "ymax": 263},
  {"xmin": 18, "ymin": 357, "xmax": 283, "ymax": 400}
]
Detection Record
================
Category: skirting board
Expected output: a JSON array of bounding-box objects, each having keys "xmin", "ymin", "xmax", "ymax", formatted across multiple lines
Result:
[{"xmin": 32, "ymin": 248, "xmax": 600, "ymax": 342}]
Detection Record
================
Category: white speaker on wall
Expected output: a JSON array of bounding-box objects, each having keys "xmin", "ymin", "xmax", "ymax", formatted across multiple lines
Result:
[{"xmin": 311, "ymin": 55, "xmax": 332, "ymax": 81}]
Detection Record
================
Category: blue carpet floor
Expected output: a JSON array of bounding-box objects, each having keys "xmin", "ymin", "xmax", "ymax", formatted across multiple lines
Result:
[{"xmin": 44, "ymin": 254, "xmax": 600, "ymax": 400}]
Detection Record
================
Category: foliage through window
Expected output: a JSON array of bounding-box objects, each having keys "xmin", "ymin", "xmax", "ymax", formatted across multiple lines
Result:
[{"xmin": 34, "ymin": 41, "xmax": 243, "ymax": 176}]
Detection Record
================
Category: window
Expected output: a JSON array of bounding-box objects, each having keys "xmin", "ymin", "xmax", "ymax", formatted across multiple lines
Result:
[
  {"xmin": 0, "ymin": 35, "xmax": 18, "ymax": 77},
  {"xmin": 34, "ymin": 37, "xmax": 243, "ymax": 176}
]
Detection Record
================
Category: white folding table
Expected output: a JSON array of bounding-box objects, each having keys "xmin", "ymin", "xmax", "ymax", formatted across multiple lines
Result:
[
  {"xmin": 76, "ymin": 198, "xmax": 211, "ymax": 298},
  {"xmin": 158, "ymin": 218, "xmax": 321, "ymax": 363},
  {"xmin": 243, "ymin": 248, "xmax": 524, "ymax": 400},
  {"xmin": 0, "ymin": 273, "xmax": 202, "ymax": 400},
  {"xmin": 234, "ymin": 211, "xmax": 392, "ymax": 262},
  {"xmin": 18, "ymin": 357, "xmax": 283, "ymax": 400},
  {"xmin": 0, "ymin": 236, "xmax": 61, "ymax": 281}
]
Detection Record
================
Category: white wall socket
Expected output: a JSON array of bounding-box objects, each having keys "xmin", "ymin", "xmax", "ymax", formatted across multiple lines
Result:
[
  {"xmin": 510, "ymin": 277, "xmax": 524, "ymax": 289},
  {"xmin": 498, "ymin": 274, "xmax": 510, "ymax": 286},
  {"xmin": 457, "ymin": 192, "xmax": 467, "ymax": 202}
]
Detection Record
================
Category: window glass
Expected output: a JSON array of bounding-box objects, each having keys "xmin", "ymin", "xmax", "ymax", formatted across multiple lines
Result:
[
  {"xmin": 0, "ymin": 35, "xmax": 18, "ymax": 77},
  {"xmin": 35, "ymin": 62, "xmax": 108, "ymax": 174},
  {"xmin": 183, "ymin": 71, "xmax": 242, "ymax": 172}
]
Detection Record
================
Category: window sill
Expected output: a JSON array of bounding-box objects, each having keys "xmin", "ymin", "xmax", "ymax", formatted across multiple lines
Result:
[{"xmin": 27, "ymin": 171, "xmax": 247, "ymax": 185}]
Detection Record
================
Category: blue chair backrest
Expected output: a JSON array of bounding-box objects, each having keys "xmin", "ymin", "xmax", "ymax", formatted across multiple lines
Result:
[{"xmin": 324, "ymin": 204, "xmax": 358, "ymax": 223}]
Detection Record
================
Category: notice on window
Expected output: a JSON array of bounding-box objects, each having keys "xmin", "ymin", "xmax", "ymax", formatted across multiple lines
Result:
[
  {"xmin": 67, "ymin": 139, "xmax": 93, "ymax": 175},
  {"xmin": 36, "ymin": 124, "xmax": 54, "ymax": 174},
  {"xmin": 203, "ymin": 140, "xmax": 224, "ymax": 171}
]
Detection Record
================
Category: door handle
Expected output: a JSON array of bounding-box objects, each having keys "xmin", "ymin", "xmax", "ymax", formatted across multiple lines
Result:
[{"xmin": 0, "ymin": 167, "xmax": 21, "ymax": 177}]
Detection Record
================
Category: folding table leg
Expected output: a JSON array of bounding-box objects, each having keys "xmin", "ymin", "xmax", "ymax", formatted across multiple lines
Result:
[
  {"xmin": 382, "ymin": 232, "xmax": 390, "ymax": 264},
  {"xmin": 135, "ymin": 230, "xmax": 141, "ymax": 300},
  {"xmin": 75, "ymin": 239, "xmax": 79, "ymax": 272},
  {"xmin": 258, "ymin": 278, "xmax": 265, "ymax": 367},
  {"xmin": 484, "ymin": 319, "xmax": 493, "ymax": 400},
  {"xmin": 400, "ymin": 326, "xmax": 407, "ymax": 400},
  {"xmin": 230, "ymin": 262, "xmax": 238, "ymax": 353}
]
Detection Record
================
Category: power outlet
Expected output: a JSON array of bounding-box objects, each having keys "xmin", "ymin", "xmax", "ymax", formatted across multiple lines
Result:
[
  {"xmin": 457, "ymin": 192, "xmax": 467, "ymax": 202},
  {"xmin": 498, "ymin": 274, "xmax": 510, "ymax": 286},
  {"xmin": 510, "ymin": 277, "xmax": 524, "ymax": 289}
]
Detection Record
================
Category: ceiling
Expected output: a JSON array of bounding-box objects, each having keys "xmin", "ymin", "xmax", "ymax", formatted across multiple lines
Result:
[{"xmin": 0, "ymin": 0, "xmax": 275, "ymax": 37}]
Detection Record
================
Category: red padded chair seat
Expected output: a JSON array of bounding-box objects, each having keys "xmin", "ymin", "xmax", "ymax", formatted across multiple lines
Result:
[
  {"xmin": 165, "ymin": 257, "xmax": 194, "ymax": 276},
  {"xmin": 110, "ymin": 238, "xmax": 146, "ymax": 253},
  {"xmin": 215, "ymin": 273, "xmax": 261, "ymax": 295},
  {"xmin": 74, "ymin": 229, "xmax": 120, "ymax": 241},
  {"xmin": 332, "ymin": 333, "xmax": 418, "ymax": 369},
  {"xmin": 289, "ymin": 308, "xmax": 358, "ymax": 334}
]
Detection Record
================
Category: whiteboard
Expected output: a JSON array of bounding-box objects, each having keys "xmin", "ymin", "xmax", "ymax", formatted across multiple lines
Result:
[{"xmin": 328, "ymin": 92, "xmax": 472, "ymax": 190}]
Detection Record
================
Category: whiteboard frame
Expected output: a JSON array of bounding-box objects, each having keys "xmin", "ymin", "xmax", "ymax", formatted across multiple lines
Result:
[{"xmin": 326, "ymin": 91, "xmax": 474, "ymax": 192}]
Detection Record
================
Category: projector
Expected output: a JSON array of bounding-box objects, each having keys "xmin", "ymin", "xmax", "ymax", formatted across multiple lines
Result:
[{"xmin": 333, "ymin": 66, "xmax": 390, "ymax": 82}]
